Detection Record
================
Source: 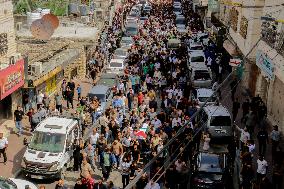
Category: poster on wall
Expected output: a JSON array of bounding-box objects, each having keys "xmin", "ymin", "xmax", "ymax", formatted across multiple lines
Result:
[
  {"xmin": 0, "ymin": 59, "xmax": 25, "ymax": 100},
  {"xmin": 256, "ymin": 50, "xmax": 274, "ymax": 80},
  {"xmin": 208, "ymin": 0, "xmax": 220, "ymax": 13}
]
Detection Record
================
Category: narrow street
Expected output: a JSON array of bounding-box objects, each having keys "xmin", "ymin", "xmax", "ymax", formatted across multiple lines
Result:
[{"xmin": 0, "ymin": 0, "xmax": 284, "ymax": 189}]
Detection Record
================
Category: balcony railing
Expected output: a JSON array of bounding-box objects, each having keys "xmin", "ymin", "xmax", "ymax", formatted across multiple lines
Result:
[{"xmin": 261, "ymin": 26, "xmax": 284, "ymax": 56}]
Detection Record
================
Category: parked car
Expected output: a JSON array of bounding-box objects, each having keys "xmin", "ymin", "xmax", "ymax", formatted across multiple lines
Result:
[
  {"xmin": 173, "ymin": 4, "xmax": 182, "ymax": 15},
  {"xmin": 0, "ymin": 177, "xmax": 38, "ymax": 189},
  {"xmin": 107, "ymin": 58, "xmax": 125, "ymax": 74},
  {"xmin": 188, "ymin": 42, "xmax": 204, "ymax": 52},
  {"xmin": 197, "ymin": 105, "xmax": 233, "ymax": 140},
  {"xmin": 192, "ymin": 88, "xmax": 217, "ymax": 106},
  {"xmin": 188, "ymin": 62, "xmax": 212, "ymax": 88},
  {"xmin": 121, "ymin": 37, "xmax": 134, "ymax": 48},
  {"xmin": 97, "ymin": 73, "xmax": 120, "ymax": 93},
  {"xmin": 21, "ymin": 116, "xmax": 82, "ymax": 179},
  {"xmin": 124, "ymin": 23, "xmax": 139, "ymax": 37},
  {"xmin": 113, "ymin": 48, "xmax": 129, "ymax": 60},
  {"xmin": 88, "ymin": 85, "xmax": 113, "ymax": 116},
  {"xmin": 191, "ymin": 152, "xmax": 229, "ymax": 189}
]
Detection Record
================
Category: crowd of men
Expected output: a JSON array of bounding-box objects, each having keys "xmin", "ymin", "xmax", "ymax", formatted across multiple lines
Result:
[{"xmin": 3, "ymin": 0, "xmax": 282, "ymax": 189}]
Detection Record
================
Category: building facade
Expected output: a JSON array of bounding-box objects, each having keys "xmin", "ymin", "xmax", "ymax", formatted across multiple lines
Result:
[
  {"xmin": 208, "ymin": 0, "xmax": 284, "ymax": 131},
  {"xmin": 0, "ymin": 0, "xmax": 24, "ymax": 121}
]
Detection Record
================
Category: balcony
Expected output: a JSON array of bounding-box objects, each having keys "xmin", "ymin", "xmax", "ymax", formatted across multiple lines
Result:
[{"xmin": 261, "ymin": 23, "xmax": 284, "ymax": 56}]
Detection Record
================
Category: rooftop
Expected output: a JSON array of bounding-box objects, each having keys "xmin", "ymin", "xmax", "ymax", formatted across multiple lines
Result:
[{"xmin": 36, "ymin": 117, "xmax": 77, "ymax": 134}]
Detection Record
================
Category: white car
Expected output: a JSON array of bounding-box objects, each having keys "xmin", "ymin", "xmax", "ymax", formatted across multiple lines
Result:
[
  {"xmin": 108, "ymin": 59, "xmax": 125, "ymax": 74},
  {"xmin": 188, "ymin": 51, "xmax": 206, "ymax": 65},
  {"xmin": 188, "ymin": 42, "xmax": 204, "ymax": 52},
  {"xmin": 173, "ymin": 4, "xmax": 182, "ymax": 15},
  {"xmin": 121, "ymin": 37, "xmax": 134, "ymax": 48},
  {"xmin": 0, "ymin": 178, "xmax": 37, "ymax": 189},
  {"xmin": 175, "ymin": 16, "xmax": 186, "ymax": 33},
  {"xmin": 192, "ymin": 88, "xmax": 217, "ymax": 106},
  {"xmin": 113, "ymin": 48, "xmax": 129, "ymax": 60}
]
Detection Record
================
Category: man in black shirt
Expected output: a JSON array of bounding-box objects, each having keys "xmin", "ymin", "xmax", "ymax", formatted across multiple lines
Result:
[
  {"xmin": 14, "ymin": 106, "xmax": 24, "ymax": 136},
  {"xmin": 131, "ymin": 144, "xmax": 141, "ymax": 163},
  {"xmin": 257, "ymin": 127, "xmax": 269, "ymax": 156}
]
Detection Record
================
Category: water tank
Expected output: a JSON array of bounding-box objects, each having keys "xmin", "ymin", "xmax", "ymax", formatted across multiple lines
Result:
[
  {"xmin": 27, "ymin": 12, "xmax": 42, "ymax": 27},
  {"xmin": 41, "ymin": 9, "xmax": 51, "ymax": 16},
  {"xmin": 79, "ymin": 5, "xmax": 89, "ymax": 16},
  {"xmin": 68, "ymin": 3, "xmax": 79, "ymax": 15}
]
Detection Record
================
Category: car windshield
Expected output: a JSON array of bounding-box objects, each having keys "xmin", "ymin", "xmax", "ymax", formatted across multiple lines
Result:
[
  {"xmin": 198, "ymin": 154, "xmax": 223, "ymax": 173},
  {"xmin": 176, "ymin": 18, "xmax": 185, "ymax": 25},
  {"xmin": 196, "ymin": 172, "xmax": 223, "ymax": 181},
  {"xmin": 174, "ymin": 7, "xmax": 181, "ymax": 12},
  {"xmin": 0, "ymin": 178, "xmax": 17, "ymax": 189},
  {"xmin": 194, "ymin": 70, "xmax": 211, "ymax": 80},
  {"xmin": 191, "ymin": 56, "xmax": 204, "ymax": 62},
  {"xmin": 29, "ymin": 131, "xmax": 66, "ymax": 153},
  {"xmin": 198, "ymin": 96, "xmax": 216, "ymax": 102},
  {"xmin": 210, "ymin": 116, "xmax": 231, "ymax": 126},
  {"xmin": 140, "ymin": 17, "xmax": 147, "ymax": 20},
  {"xmin": 110, "ymin": 62, "xmax": 123, "ymax": 68},
  {"xmin": 126, "ymin": 27, "xmax": 138, "ymax": 32},
  {"xmin": 190, "ymin": 46, "xmax": 203, "ymax": 50}
]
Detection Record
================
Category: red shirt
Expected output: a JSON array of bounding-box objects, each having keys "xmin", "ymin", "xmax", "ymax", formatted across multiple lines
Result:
[{"xmin": 82, "ymin": 178, "xmax": 95, "ymax": 189}]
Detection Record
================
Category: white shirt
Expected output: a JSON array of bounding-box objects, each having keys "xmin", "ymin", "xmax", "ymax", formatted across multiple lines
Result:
[
  {"xmin": 240, "ymin": 130, "xmax": 250, "ymax": 143},
  {"xmin": 172, "ymin": 117, "xmax": 181, "ymax": 127},
  {"xmin": 152, "ymin": 119, "xmax": 162, "ymax": 128},
  {"xmin": 257, "ymin": 159, "xmax": 268, "ymax": 174},
  {"xmin": 37, "ymin": 93, "xmax": 44, "ymax": 104},
  {"xmin": 89, "ymin": 133, "xmax": 100, "ymax": 145},
  {"xmin": 0, "ymin": 137, "xmax": 8, "ymax": 149},
  {"xmin": 247, "ymin": 144, "xmax": 255, "ymax": 153},
  {"xmin": 118, "ymin": 83, "xmax": 125, "ymax": 91},
  {"xmin": 154, "ymin": 62, "xmax": 161, "ymax": 69}
]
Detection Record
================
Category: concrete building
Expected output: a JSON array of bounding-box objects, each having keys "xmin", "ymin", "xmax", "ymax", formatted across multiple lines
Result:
[
  {"xmin": 0, "ymin": 0, "xmax": 24, "ymax": 121},
  {"xmin": 207, "ymin": 0, "xmax": 284, "ymax": 130}
]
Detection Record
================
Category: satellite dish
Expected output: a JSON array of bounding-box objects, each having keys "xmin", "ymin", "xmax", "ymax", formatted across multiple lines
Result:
[
  {"xmin": 30, "ymin": 19, "xmax": 54, "ymax": 40},
  {"xmin": 42, "ymin": 13, "xmax": 59, "ymax": 29}
]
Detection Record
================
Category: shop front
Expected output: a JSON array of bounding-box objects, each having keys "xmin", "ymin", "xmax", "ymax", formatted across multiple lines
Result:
[
  {"xmin": 0, "ymin": 59, "xmax": 25, "ymax": 121},
  {"xmin": 22, "ymin": 67, "xmax": 63, "ymax": 110}
]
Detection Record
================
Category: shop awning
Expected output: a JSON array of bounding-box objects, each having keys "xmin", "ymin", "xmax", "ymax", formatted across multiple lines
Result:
[{"xmin": 223, "ymin": 39, "xmax": 238, "ymax": 56}]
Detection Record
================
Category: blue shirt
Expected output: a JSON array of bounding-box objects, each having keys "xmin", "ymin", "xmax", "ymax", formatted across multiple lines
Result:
[{"xmin": 77, "ymin": 86, "xmax": 82, "ymax": 94}]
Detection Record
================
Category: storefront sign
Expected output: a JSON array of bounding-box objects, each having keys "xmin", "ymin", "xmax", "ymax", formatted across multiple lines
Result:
[
  {"xmin": 256, "ymin": 50, "xmax": 274, "ymax": 80},
  {"xmin": 208, "ymin": 0, "xmax": 220, "ymax": 12},
  {"xmin": 0, "ymin": 59, "xmax": 25, "ymax": 100}
]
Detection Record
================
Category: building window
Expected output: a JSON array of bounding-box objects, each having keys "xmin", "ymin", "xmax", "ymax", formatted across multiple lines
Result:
[
  {"xmin": 230, "ymin": 8, "xmax": 239, "ymax": 31},
  {"xmin": 240, "ymin": 16, "xmax": 248, "ymax": 39},
  {"xmin": 0, "ymin": 33, "xmax": 8, "ymax": 55}
]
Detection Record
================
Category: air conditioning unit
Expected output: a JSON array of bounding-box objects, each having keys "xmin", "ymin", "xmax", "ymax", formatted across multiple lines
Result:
[{"xmin": 28, "ymin": 62, "xmax": 43, "ymax": 76}]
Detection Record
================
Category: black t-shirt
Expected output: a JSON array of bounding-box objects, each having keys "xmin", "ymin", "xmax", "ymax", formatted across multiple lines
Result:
[
  {"xmin": 131, "ymin": 149, "xmax": 140, "ymax": 161},
  {"xmin": 14, "ymin": 110, "xmax": 24, "ymax": 121}
]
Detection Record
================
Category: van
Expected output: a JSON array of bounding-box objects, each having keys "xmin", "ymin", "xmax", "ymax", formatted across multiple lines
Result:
[
  {"xmin": 88, "ymin": 85, "xmax": 112, "ymax": 116},
  {"xmin": 107, "ymin": 58, "xmax": 125, "ymax": 74},
  {"xmin": 188, "ymin": 62, "xmax": 212, "ymax": 88},
  {"xmin": 21, "ymin": 116, "xmax": 81, "ymax": 179},
  {"xmin": 197, "ymin": 105, "xmax": 233, "ymax": 140},
  {"xmin": 191, "ymin": 88, "xmax": 217, "ymax": 106}
]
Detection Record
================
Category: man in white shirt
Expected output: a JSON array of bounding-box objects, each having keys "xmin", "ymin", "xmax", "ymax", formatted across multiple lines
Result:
[
  {"xmin": 256, "ymin": 156, "xmax": 268, "ymax": 182},
  {"xmin": 89, "ymin": 128, "xmax": 100, "ymax": 149},
  {"xmin": 151, "ymin": 117, "xmax": 162, "ymax": 129},
  {"xmin": 145, "ymin": 181, "xmax": 160, "ymax": 189},
  {"xmin": 0, "ymin": 132, "xmax": 8, "ymax": 164},
  {"xmin": 172, "ymin": 117, "xmax": 181, "ymax": 128}
]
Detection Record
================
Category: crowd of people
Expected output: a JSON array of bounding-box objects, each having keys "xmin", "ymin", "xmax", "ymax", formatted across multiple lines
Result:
[{"xmin": 7, "ymin": 0, "xmax": 283, "ymax": 189}]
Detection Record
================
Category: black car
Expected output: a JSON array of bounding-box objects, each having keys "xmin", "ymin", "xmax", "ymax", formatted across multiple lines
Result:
[{"xmin": 191, "ymin": 152, "xmax": 230, "ymax": 189}]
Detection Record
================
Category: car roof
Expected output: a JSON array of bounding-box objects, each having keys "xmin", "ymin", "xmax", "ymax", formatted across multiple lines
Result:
[
  {"xmin": 126, "ymin": 23, "xmax": 139, "ymax": 27},
  {"xmin": 110, "ymin": 59, "xmax": 124, "ymax": 63},
  {"xmin": 190, "ymin": 62, "xmax": 208, "ymax": 69},
  {"xmin": 121, "ymin": 37, "xmax": 134, "ymax": 40},
  {"xmin": 197, "ymin": 88, "xmax": 214, "ymax": 98},
  {"xmin": 203, "ymin": 105, "xmax": 231, "ymax": 116},
  {"xmin": 190, "ymin": 51, "xmax": 205, "ymax": 56},
  {"xmin": 89, "ymin": 85, "xmax": 110, "ymax": 95},
  {"xmin": 35, "ymin": 117, "xmax": 77, "ymax": 134}
]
